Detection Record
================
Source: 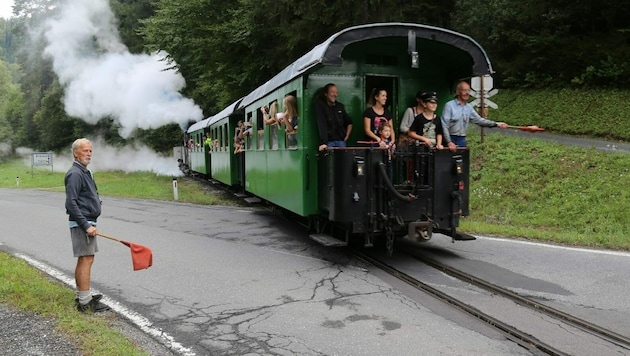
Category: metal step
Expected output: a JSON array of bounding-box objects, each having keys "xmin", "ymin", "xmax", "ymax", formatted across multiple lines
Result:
[
  {"xmin": 310, "ymin": 234, "xmax": 348, "ymax": 247},
  {"xmin": 244, "ymin": 197, "xmax": 261, "ymax": 204},
  {"xmin": 452, "ymin": 232, "xmax": 476, "ymax": 241}
]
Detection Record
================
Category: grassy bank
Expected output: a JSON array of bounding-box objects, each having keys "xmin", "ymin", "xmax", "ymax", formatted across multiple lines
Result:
[
  {"xmin": 0, "ymin": 252, "xmax": 149, "ymax": 355},
  {"xmin": 463, "ymin": 129, "xmax": 629, "ymax": 249},
  {"xmin": 491, "ymin": 88, "xmax": 630, "ymax": 142}
]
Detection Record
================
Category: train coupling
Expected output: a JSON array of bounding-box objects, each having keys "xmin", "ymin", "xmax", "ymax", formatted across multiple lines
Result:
[{"xmin": 407, "ymin": 221, "xmax": 432, "ymax": 242}]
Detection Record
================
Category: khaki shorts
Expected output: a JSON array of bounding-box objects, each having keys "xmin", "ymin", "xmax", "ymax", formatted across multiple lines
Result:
[{"xmin": 70, "ymin": 227, "xmax": 98, "ymax": 257}]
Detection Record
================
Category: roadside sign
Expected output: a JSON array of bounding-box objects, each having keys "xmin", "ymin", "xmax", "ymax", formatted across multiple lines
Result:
[
  {"xmin": 485, "ymin": 88, "xmax": 499, "ymax": 98},
  {"xmin": 31, "ymin": 152, "xmax": 54, "ymax": 175},
  {"xmin": 471, "ymin": 75, "xmax": 493, "ymax": 92},
  {"xmin": 470, "ymin": 98, "xmax": 498, "ymax": 109},
  {"xmin": 483, "ymin": 98, "xmax": 498, "ymax": 109}
]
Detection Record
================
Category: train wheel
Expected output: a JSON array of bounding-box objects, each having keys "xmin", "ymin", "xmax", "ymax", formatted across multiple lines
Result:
[{"xmin": 386, "ymin": 227, "xmax": 395, "ymax": 256}]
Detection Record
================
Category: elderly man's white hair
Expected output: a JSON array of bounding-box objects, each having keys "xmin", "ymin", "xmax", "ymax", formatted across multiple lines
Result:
[{"xmin": 71, "ymin": 138, "xmax": 92, "ymax": 152}]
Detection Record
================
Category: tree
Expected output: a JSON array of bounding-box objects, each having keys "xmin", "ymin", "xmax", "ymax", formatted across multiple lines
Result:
[
  {"xmin": 140, "ymin": 0, "xmax": 455, "ymax": 113},
  {"xmin": 452, "ymin": 0, "xmax": 630, "ymax": 87}
]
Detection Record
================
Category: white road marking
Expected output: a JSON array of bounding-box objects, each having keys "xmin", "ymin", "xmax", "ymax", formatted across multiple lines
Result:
[
  {"xmin": 15, "ymin": 253, "xmax": 196, "ymax": 356},
  {"xmin": 474, "ymin": 235, "xmax": 630, "ymax": 257}
]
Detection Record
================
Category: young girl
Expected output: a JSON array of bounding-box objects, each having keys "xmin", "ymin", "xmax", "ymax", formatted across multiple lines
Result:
[{"xmin": 377, "ymin": 123, "xmax": 395, "ymax": 179}]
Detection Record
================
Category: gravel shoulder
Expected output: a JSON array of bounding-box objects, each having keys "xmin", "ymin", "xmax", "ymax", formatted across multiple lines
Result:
[{"xmin": 0, "ymin": 302, "xmax": 177, "ymax": 356}]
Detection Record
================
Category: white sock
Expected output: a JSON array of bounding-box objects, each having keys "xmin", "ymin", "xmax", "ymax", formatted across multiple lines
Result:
[{"xmin": 77, "ymin": 290, "xmax": 91, "ymax": 305}]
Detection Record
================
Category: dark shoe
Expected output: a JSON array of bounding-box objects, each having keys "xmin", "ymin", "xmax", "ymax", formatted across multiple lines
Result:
[{"xmin": 76, "ymin": 295, "xmax": 110, "ymax": 313}]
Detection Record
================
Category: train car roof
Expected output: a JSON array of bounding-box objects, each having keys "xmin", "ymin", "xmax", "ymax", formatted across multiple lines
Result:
[
  {"xmin": 187, "ymin": 97, "xmax": 244, "ymax": 133},
  {"xmin": 187, "ymin": 116, "xmax": 212, "ymax": 133},
  {"xmin": 207, "ymin": 97, "xmax": 244, "ymax": 126},
  {"xmin": 239, "ymin": 22, "xmax": 493, "ymax": 109}
]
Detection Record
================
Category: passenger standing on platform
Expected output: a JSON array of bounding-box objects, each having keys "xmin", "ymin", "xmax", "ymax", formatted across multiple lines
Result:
[
  {"xmin": 398, "ymin": 91, "xmax": 423, "ymax": 148},
  {"xmin": 442, "ymin": 81, "xmax": 508, "ymax": 151},
  {"xmin": 377, "ymin": 123, "xmax": 395, "ymax": 180},
  {"xmin": 65, "ymin": 138, "xmax": 110, "ymax": 313},
  {"xmin": 316, "ymin": 83, "xmax": 353, "ymax": 151},
  {"xmin": 408, "ymin": 91, "xmax": 445, "ymax": 149},
  {"xmin": 363, "ymin": 88, "xmax": 395, "ymax": 147}
]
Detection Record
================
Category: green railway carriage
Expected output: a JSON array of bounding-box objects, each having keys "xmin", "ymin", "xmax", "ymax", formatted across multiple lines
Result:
[
  {"xmin": 187, "ymin": 23, "xmax": 494, "ymax": 252},
  {"xmin": 235, "ymin": 23, "xmax": 490, "ymax": 207},
  {"xmin": 186, "ymin": 117, "xmax": 212, "ymax": 176},
  {"xmin": 206, "ymin": 99, "xmax": 244, "ymax": 186}
]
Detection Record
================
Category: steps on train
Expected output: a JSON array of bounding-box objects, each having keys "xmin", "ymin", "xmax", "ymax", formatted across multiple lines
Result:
[{"xmin": 309, "ymin": 234, "xmax": 348, "ymax": 247}]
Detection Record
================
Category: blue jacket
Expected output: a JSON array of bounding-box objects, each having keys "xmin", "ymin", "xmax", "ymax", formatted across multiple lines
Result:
[{"xmin": 65, "ymin": 161, "xmax": 101, "ymax": 231}]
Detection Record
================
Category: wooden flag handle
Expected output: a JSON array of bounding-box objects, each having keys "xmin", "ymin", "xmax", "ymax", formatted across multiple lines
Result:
[{"xmin": 96, "ymin": 233, "xmax": 123, "ymax": 243}]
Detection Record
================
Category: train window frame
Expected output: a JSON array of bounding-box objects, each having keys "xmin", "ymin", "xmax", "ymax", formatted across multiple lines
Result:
[
  {"xmin": 217, "ymin": 127, "xmax": 221, "ymax": 152},
  {"xmin": 245, "ymin": 112, "xmax": 253, "ymax": 151},
  {"xmin": 223, "ymin": 123, "xmax": 228, "ymax": 151},
  {"xmin": 267, "ymin": 100, "xmax": 279, "ymax": 151},
  {"xmin": 284, "ymin": 90, "xmax": 299, "ymax": 150},
  {"xmin": 255, "ymin": 108, "xmax": 264, "ymax": 150}
]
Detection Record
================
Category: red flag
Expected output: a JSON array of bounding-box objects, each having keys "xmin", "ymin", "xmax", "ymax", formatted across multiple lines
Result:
[
  {"xmin": 121, "ymin": 241, "xmax": 153, "ymax": 271},
  {"xmin": 97, "ymin": 233, "xmax": 153, "ymax": 271}
]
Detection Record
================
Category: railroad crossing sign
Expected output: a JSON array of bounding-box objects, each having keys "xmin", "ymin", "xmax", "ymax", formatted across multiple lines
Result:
[{"xmin": 470, "ymin": 75, "xmax": 498, "ymax": 109}]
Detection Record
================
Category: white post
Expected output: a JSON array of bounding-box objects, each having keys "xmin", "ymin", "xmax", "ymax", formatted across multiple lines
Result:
[
  {"xmin": 172, "ymin": 178, "xmax": 179, "ymax": 201},
  {"xmin": 16, "ymin": 176, "xmax": 19, "ymax": 186}
]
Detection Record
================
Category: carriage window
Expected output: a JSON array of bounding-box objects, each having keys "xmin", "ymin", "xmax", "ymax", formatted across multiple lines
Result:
[
  {"xmin": 217, "ymin": 127, "xmax": 221, "ymax": 151},
  {"xmin": 284, "ymin": 91, "xmax": 298, "ymax": 149},
  {"xmin": 223, "ymin": 124, "xmax": 228, "ymax": 150},
  {"xmin": 244, "ymin": 113, "xmax": 253, "ymax": 150},
  {"xmin": 266, "ymin": 101, "xmax": 280, "ymax": 150},
  {"xmin": 256, "ymin": 109, "xmax": 264, "ymax": 150}
]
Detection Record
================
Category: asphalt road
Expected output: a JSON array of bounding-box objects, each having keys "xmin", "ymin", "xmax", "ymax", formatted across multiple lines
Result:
[{"xmin": 1, "ymin": 187, "xmax": 629, "ymax": 355}]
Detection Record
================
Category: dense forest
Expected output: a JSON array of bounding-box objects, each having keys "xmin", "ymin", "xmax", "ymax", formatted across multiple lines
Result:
[{"xmin": 0, "ymin": 0, "xmax": 628, "ymax": 154}]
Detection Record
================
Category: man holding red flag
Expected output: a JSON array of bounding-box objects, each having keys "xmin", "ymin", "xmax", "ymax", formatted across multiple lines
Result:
[{"xmin": 65, "ymin": 138, "xmax": 110, "ymax": 313}]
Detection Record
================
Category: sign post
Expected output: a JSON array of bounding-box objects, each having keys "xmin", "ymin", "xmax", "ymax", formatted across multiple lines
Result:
[
  {"xmin": 31, "ymin": 152, "xmax": 54, "ymax": 177},
  {"xmin": 470, "ymin": 75, "xmax": 499, "ymax": 143}
]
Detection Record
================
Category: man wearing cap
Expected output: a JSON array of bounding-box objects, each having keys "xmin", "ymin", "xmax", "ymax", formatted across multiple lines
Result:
[
  {"xmin": 408, "ymin": 91, "xmax": 444, "ymax": 148},
  {"xmin": 441, "ymin": 81, "xmax": 508, "ymax": 151}
]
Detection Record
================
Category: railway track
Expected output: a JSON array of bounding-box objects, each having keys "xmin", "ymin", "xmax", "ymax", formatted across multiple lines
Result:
[{"xmin": 353, "ymin": 250, "xmax": 630, "ymax": 356}]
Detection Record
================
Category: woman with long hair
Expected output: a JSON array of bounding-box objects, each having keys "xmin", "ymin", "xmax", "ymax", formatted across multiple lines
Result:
[{"xmin": 363, "ymin": 88, "xmax": 394, "ymax": 147}]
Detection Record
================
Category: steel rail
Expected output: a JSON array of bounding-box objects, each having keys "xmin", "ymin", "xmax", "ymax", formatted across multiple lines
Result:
[
  {"xmin": 414, "ymin": 254, "xmax": 630, "ymax": 350},
  {"xmin": 353, "ymin": 251, "xmax": 568, "ymax": 356}
]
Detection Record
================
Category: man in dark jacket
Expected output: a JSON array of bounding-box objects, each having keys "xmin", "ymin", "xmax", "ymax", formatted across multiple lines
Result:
[
  {"xmin": 65, "ymin": 138, "xmax": 110, "ymax": 313},
  {"xmin": 316, "ymin": 83, "xmax": 353, "ymax": 151}
]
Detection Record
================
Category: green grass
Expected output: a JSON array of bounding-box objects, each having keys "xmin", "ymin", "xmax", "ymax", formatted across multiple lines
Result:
[
  {"xmin": 0, "ymin": 159, "xmax": 234, "ymax": 205},
  {"xmin": 0, "ymin": 252, "xmax": 147, "ymax": 355},
  {"xmin": 491, "ymin": 88, "xmax": 630, "ymax": 142},
  {"xmin": 463, "ymin": 129, "xmax": 630, "ymax": 249}
]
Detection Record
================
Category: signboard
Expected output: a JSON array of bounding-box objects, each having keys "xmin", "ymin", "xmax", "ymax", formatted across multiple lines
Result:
[
  {"xmin": 32, "ymin": 152, "xmax": 53, "ymax": 166},
  {"xmin": 471, "ymin": 75, "xmax": 493, "ymax": 92},
  {"xmin": 31, "ymin": 152, "xmax": 54, "ymax": 175}
]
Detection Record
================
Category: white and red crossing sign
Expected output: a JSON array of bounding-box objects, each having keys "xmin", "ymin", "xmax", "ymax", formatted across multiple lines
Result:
[{"xmin": 469, "ymin": 75, "xmax": 498, "ymax": 109}]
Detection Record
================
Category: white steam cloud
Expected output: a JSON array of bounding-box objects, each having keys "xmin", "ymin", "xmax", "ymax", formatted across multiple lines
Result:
[
  {"xmin": 43, "ymin": 0, "xmax": 203, "ymax": 138},
  {"xmin": 19, "ymin": 139, "xmax": 184, "ymax": 177}
]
